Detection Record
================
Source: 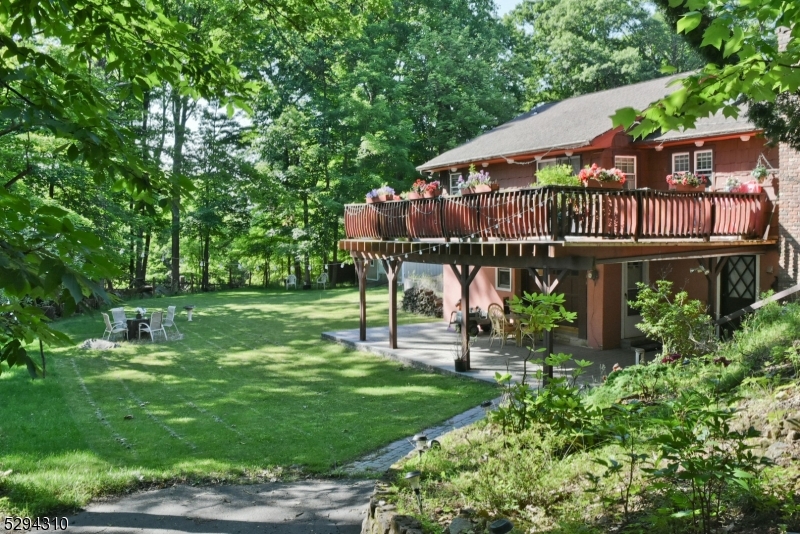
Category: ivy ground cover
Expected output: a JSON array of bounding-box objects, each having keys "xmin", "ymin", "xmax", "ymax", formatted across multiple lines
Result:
[{"xmin": 0, "ymin": 288, "xmax": 494, "ymax": 517}]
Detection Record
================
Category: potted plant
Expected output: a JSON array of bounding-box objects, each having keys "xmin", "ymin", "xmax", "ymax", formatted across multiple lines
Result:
[
  {"xmin": 407, "ymin": 179, "xmax": 427, "ymax": 200},
  {"xmin": 407, "ymin": 179, "xmax": 442, "ymax": 199},
  {"xmin": 366, "ymin": 185, "xmax": 396, "ymax": 203},
  {"xmin": 451, "ymin": 334, "xmax": 475, "ymax": 372},
  {"xmin": 534, "ymin": 164, "xmax": 581, "ymax": 187},
  {"xmin": 423, "ymin": 180, "xmax": 442, "ymax": 198},
  {"xmin": 579, "ymin": 163, "xmax": 626, "ymax": 189},
  {"xmin": 666, "ymin": 172, "xmax": 708, "ymax": 192},
  {"xmin": 724, "ymin": 177, "xmax": 742, "ymax": 192},
  {"xmin": 459, "ymin": 164, "xmax": 497, "ymax": 194},
  {"xmin": 751, "ymin": 164, "xmax": 769, "ymax": 183}
]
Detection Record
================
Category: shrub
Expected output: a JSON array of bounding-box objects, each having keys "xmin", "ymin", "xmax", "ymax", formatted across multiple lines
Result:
[
  {"xmin": 534, "ymin": 164, "xmax": 581, "ymax": 187},
  {"xmin": 629, "ymin": 279, "xmax": 716, "ymax": 358}
]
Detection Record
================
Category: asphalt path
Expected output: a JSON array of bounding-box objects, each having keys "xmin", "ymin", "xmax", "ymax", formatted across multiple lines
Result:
[{"xmin": 61, "ymin": 479, "xmax": 374, "ymax": 534}]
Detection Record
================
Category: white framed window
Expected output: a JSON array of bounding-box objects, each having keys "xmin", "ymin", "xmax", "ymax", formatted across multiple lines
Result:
[
  {"xmin": 694, "ymin": 149, "xmax": 713, "ymax": 176},
  {"xmin": 614, "ymin": 155, "xmax": 637, "ymax": 188},
  {"xmin": 449, "ymin": 172, "xmax": 462, "ymax": 194},
  {"xmin": 537, "ymin": 155, "xmax": 581, "ymax": 174},
  {"xmin": 496, "ymin": 268, "xmax": 512, "ymax": 291},
  {"xmin": 672, "ymin": 153, "xmax": 690, "ymax": 173}
]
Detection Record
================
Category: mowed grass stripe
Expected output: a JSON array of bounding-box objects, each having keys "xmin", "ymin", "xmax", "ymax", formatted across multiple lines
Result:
[{"xmin": 1, "ymin": 288, "xmax": 493, "ymax": 517}]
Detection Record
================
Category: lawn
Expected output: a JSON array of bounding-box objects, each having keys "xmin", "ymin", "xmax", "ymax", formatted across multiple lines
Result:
[{"xmin": 0, "ymin": 287, "xmax": 495, "ymax": 517}]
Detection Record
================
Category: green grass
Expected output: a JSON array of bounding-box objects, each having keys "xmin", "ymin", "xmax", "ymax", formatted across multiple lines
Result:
[{"xmin": 0, "ymin": 287, "xmax": 495, "ymax": 517}]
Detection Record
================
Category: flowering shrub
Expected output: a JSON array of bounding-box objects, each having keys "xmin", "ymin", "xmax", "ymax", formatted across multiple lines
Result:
[
  {"xmin": 366, "ymin": 185, "xmax": 395, "ymax": 199},
  {"xmin": 578, "ymin": 163, "xmax": 626, "ymax": 184},
  {"xmin": 665, "ymin": 171, "xmax": 708, "ymax": 187},
  {"xmin": 458, "ymin": 164, "xmax": 493, "ymax": 188}
]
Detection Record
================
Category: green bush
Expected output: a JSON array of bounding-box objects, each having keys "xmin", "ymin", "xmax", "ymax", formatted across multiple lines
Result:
[{"xmin": 534, "ymin": 164, "xmax": 581, "ymax": 187}]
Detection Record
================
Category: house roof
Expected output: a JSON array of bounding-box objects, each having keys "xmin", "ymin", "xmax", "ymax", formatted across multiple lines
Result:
[{"xmin": 417, "ymin": 75, "xmax": 759, "ymax": 172}]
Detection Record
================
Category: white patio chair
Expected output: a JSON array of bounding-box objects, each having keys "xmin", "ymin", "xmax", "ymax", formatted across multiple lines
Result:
[
  {"xmin": 102, "ymin": 313, "xmax": 128, "ymax": 341},
  {"xmin": 286, "ymin": 274, "xmax": 297, "ymax": 289},
  {"xmin": 139, "ymin": 311, "xmax": 167, "ymax": 343},
  {"xmin": 110, "ymin": 307, "xmax": 127, "ymax": 328},
  {"xmin": 162, "ymin": 305, "xmax": 180, "ymax": 338},
  {"xmin": 316, "ymin": 272, "xmax": 328, "ymax": 289}
]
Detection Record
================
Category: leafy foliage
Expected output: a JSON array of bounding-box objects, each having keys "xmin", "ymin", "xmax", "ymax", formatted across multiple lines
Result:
[
  {"xmin": 534, "ymin": 164, "xmax": 580, "ymax": 187},
  {"xmin": 629, "ymin": 279, "xmax": 716, "ymax": 358}
]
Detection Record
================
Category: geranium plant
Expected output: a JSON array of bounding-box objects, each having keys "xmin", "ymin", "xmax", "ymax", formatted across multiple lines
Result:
[
  {"xmin": 458, "ymin": 164, "xmax": 493, "ymax": 189},
  {"xmin": 578, "ymin": 163, "xmax": 626, "ymax": 184},
  {"xmin": 410, "ymin": 179, "xmax": 441, "ymax": 195},
  {"xmin": 665, "ymin": 172, "xmax": 708, "ymax": 188}
]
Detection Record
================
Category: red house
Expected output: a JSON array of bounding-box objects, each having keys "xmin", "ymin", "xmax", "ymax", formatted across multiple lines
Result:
[{"xmin": 340, "ymin": 74, "xmax": 782, "ymax": 364}]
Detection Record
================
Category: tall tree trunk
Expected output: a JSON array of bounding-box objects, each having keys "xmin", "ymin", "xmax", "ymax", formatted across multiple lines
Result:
[
  {"xmin": 330, "ymin": 217, "xmax": 338, "ymax": 287},
  {"xmin": 170, "ymin": 94, "xmax": 190, "ymax": 291},
  {"xmin": 303, "ymin": 193, "xmax": 311, "ymax": 287},
  {"xmin": 141, "ymin": 231, "xmax": 151, "ymax": 282},
  {"xmin": 263, "ymin": 256, "xmax": 269, "ymax": 287},
  {"xmin": 202, "ymin": 231, "xmax": 210, "ymax": 291}
]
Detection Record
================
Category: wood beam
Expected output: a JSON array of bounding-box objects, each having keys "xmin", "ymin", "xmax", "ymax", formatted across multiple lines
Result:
[
  {"xmin": 353, "ymin": 255, "xmax": 367, "ymax": 341},
  {"xmin": 382, "ymin": 258, "xmax": 401, "ymax": 349},
  {"xmin": 450, "ymin": 264, "xmax": 481, "ymax": 369}
]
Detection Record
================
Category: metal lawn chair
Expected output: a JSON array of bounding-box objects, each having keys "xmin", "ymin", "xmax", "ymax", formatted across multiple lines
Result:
[
  {"xmin": 102, "ymin": 313, "xmax": 128, "ymax": 341},
  {"xmin": 110, "ymin": 307, "xmax": 128, "ymax": 328},
  {"xmin": 139, "ymin": 311, "xmax": 167, "ymax": 343},
  {"xmin": 162, "ymin": 305, "xmax": 180, "ymax": 338}
]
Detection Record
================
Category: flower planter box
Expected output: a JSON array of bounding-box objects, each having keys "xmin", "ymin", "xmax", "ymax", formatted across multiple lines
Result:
[
  {"xmin": 462, "ymin": 184, "xmax": 498, "ymax": 194},
  {"xmin": 366, "ymin": 194, "xmax": 397, "ymax": 203},
  {"xmin": 672, "ymin": 184, "xmax": 705, "ymax": 192},
  {"xmin": 407, "ymin": 192, "xmax": 423, "ymax": 200},
  {"xmin": 423, "ymin": 189, "xmax": 441, "ymax": 198},
  {"xmin": 585, "ymin": 179, "xmax": 624, "ymax": 189}
]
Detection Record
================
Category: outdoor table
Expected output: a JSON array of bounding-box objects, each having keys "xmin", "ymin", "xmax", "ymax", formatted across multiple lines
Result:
[
  {"xmin": 183, "ymin": 305, "xmax": 196, "ymax": 321},
  {"xmin": 126, "ymin": 318, "xmax": 150, "ymax": 340}
]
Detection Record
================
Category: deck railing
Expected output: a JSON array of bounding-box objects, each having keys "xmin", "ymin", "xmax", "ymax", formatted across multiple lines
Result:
[{"xmin": 344, "ymin": 187, "xmax": 769, "ymax": 242}]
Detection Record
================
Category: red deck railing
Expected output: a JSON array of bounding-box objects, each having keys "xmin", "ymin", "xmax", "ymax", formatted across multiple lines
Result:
[{"xmin": 344, "ymin": 187, "xmax": 769, "ymax": 242}]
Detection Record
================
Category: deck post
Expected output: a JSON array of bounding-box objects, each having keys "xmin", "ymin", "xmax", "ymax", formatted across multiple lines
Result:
[
  {"xmin": 353, "ymin": 255, "xmax": 367, "ymax": 341},
  {"xmin": 450, "ymin": 263, "xmax": 481, "ymax": 370},
  {"xmin": 382, "ymin": 258, "xmax": 401, "ymax": 349}
]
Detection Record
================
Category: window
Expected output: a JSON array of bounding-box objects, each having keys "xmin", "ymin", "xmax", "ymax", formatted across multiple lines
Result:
[
  {"xmin": 614, "ymin": 156, "xmax": 637, "ymax": 188},
  {"xmin": 537, "ymin": 155, "xmax": 581, "ymax": 174},
  {"xmin": 496, "ymin": 268, "xmax": 512, "ymax": 291},
  {"xmin": 672, "ymin": 153, "xmax": 690, "ymax": 173},
  {"xmin": 449, "ymin": 172, "xmax": 462, "ymax": 194},
  {"xmin": 695, "ymin": 150, "xmax": 713, "ymax": 176}
]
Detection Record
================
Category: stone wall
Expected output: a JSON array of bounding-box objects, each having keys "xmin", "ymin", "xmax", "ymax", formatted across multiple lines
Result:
[{"xmin": 361, "ymin": 481, "xmax": 423, "ymax": 534}]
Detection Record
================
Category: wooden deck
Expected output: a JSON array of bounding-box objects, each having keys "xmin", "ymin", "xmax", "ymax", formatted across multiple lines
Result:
[{"xmin": 345, "ymin": 187, "xmax": 770, "ymax": 243}]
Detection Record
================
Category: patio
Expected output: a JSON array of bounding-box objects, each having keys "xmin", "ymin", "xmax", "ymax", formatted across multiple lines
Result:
[{"xmin": 323, "ymin": 323, "xmax": 643, "ymax": 386}]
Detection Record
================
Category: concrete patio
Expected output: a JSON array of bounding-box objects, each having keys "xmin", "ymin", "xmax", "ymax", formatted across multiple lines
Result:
[{"xmin": 323, "ymin": 323, "xmax": 646, "ymax": 386}]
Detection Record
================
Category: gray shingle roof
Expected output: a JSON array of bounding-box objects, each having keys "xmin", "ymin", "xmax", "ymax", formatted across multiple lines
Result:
[
  {"xmin": 645, "ymin": 109, "xmax": 754, "ymax": 143},
  {"xmin": 417, "ymin": 74, "xmax": 758, "ymax": 171}
]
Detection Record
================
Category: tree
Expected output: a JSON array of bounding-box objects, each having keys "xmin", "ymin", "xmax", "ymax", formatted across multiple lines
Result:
[
  {"xmin": 506, "ymin": 0, "xmax": 702, "ymax": 107},
  {"xmin": 612, "ymin": 1, "xmax": 800, "ymax": 147},
  {"xmin": 0, "ymin": 0, "xmax": 247, "ymax": 376}
]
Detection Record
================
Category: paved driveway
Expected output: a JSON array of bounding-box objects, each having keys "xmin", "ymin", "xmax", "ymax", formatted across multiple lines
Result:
[{"xmin": 64, "ymin": 479, "xmax": 373, "ymax": 534}]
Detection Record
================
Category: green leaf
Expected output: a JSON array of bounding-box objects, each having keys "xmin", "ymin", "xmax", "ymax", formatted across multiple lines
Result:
[
  {"xmin": 677, "ymin": 12, "xmax": 702, "ymax": 34},
  {"xmin": 610, "ymin": 107, "xmax": 638, "ymax": 129}
]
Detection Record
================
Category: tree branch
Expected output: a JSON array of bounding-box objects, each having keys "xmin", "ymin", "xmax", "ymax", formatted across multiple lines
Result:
[{"xmin": 4, "ymin": 166, "xmax": 31, "ymax": 189}]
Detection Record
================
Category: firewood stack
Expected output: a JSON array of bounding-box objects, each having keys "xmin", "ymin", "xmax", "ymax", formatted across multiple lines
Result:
[{"xmin": 402, "ymin": 287, "xmax": 443, "ymax": 317}]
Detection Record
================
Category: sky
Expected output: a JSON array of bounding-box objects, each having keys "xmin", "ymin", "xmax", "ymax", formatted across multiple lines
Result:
[{"xmin": 495, "ymin": 0, "xmax": 520, "ymax": 16}]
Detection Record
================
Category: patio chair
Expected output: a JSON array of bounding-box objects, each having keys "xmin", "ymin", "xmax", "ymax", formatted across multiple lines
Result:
[
  {"xmin": 488, "ymin": 303, "xmax": 516, "ymax": 348},
  {"xmin": 316, "ymin": 272, "xmax": 328, "ymax": 289},
  {"xmin": 139, "ymin": 311, "xmax": 167, "ymax": 343},
  {"xmin": 162, "ymin": 305, "xmax": 180, "ymax": 338},
  {"xmin": 286, "ymin": 274, "xmax": 297, "ymax": 289},
  {"xmin": 110, "ymin": 307, "xmax": 127, "ymax": 328},
  {"xmin": 102, "ymin": 313, "xmax": 128, "ymax": 341}
]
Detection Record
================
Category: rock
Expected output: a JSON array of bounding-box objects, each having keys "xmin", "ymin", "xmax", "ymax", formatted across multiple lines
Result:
[
  {"xmin": 791, "ymin": 431, "xmax": 800, "ymax": 441},
  {"xmin": 766, "ymin": 441, "xmax": 791, "ymax": 460},
  {"xmin": 449, "ymin": 516, "xmax": 473, "ymax": 534}
]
